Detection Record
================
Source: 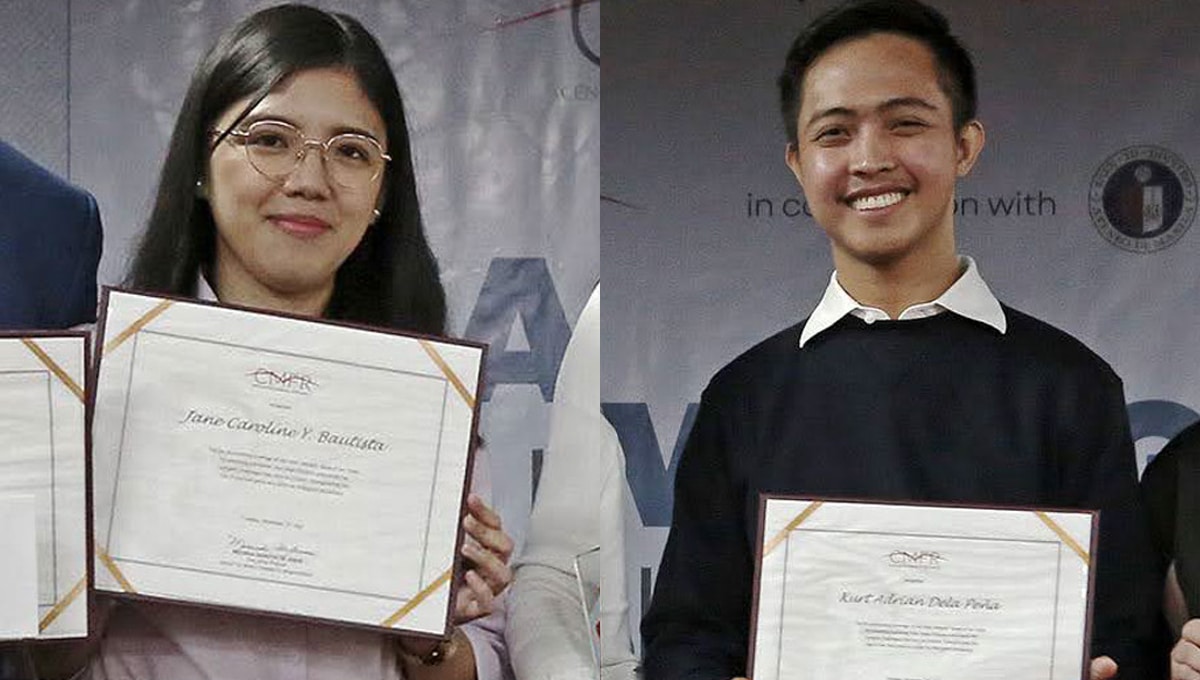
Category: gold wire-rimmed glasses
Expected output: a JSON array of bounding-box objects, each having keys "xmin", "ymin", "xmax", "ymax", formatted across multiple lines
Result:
[{"xmin": 211, "ymin": 120, "xmax": 391, "ymax": 189}]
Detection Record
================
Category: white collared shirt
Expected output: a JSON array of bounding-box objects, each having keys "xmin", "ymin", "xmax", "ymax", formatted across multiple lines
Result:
[
  {"xmin": 798, "ymin": 256, "xmax": 1007, "ymax": 348},
  {"xmin": 196, "ymin": 274, "xmax": 218, "ymax": 302}
]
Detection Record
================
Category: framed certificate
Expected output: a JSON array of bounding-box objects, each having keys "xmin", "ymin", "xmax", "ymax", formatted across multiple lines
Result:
[
  {"xmin": 0, "ymin": 333, "xmax": 89, "ymax": 640},
  {"xmin": 749, "ymin": 497, "xmax": 1096, "ymax": 680},
  {"xmin": 91, "ymin": 289, "xmax": 484, "ymax": 637}
]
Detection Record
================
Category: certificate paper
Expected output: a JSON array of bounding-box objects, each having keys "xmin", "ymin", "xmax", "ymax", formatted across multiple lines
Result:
[
  {"xmin": 0, "ymin": 334, "xmax": 89, "ymax": 640},
  {"xmin": 92, "ymin": 290, "xmax": 484, "ymax": 636},
  {"xmin": 0, "ymin": 495, "xmax": 39, "ymax": 638},
  {"xmin": 749, "ymin": 498, "xmax": 1095, "ymax": 680}
]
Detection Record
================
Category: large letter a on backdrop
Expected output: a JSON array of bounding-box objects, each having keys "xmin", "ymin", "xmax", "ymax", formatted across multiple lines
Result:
[{"xmin": 465, "ymin": 258, "xmax": 571, "ymax": 402}]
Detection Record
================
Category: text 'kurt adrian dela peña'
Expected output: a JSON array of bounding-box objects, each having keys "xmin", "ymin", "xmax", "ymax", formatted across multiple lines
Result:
[
  {"xmin": 178, "ymin": 408, "xmax": 390, "ymax": 452},
  {"xmin": 839, "ymin": 591, "xmax": 1004, "ymax": 611}
]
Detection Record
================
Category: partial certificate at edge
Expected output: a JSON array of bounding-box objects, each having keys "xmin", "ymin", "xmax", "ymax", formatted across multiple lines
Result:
[
  {"xmin": 0, "ymin": 334, "xmax": 89, "ymax": 640},
  {"xmin": 91, "ymin": 289, "xmax": 484, "ymax": 636},
  {"xmin": 749, "ymin": 497, "xmax": 1096, "ymax": 680}
]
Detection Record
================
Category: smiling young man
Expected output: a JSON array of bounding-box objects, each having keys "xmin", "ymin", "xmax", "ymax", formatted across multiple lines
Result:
[{"xmin": 640, "ymin": 2, "xmax": 1163, "ymax": 679}]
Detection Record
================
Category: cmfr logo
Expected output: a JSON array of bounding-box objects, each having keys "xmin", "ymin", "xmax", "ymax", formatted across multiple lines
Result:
[
  {"xmin": 1089, "ymin": 145, "xmax": 1196, "ymax": 253},
  {"xmin": 887, "ymin": 550, "xmax": 945, "ymax": 569},
  {"xmin": 572, "ymin": 0, "xmax": 598, "ymax": 65},
  {"xmin": 495, "ymin": 1, "xmax": 597, "ymax": 66},
  {"xmin": 247, "ymin": 368, "xmax": 318, "ymax": 395}
]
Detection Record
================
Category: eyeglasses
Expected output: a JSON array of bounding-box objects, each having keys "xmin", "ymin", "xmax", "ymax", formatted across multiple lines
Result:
[{"xmin": 212, "ymin": 120, "xmax": 391, "ymax": 189}]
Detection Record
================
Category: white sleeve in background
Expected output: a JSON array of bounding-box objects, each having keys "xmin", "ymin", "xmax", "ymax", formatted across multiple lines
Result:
[
  {"xmin": 506, "ymin": 286, "xmax": 638, "ymax": 680},
  {"xmin": 458, "ymin": 445, "xmax": 514, "ymax": 680}
]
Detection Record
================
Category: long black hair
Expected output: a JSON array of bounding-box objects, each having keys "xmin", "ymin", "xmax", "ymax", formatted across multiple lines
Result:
[{"xmin": 126, "ymin": 3, "xmax": 446, "ymax": 335}]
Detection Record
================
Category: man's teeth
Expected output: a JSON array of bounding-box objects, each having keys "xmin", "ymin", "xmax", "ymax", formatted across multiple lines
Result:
[{"xmin": 851, "ymin": 192, "xmax": 905, "ymax": 211}]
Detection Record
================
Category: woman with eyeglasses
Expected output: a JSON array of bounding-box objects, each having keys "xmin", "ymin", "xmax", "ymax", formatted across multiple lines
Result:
[
  {"xmin": 1142, "ymin": 421, "xmax": 1200, "ymax": 679},
  {"xmin": 37, "ymin": 5, "xmax": 513, "ymax": 680}
]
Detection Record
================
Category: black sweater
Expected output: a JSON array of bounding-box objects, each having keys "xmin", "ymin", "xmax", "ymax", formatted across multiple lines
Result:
[{"xmin": 642, "ymin": 308, "xmax": 1162, "ymax": 679}]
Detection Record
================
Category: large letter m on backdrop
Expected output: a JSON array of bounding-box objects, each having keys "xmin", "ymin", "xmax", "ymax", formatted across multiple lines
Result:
[{"xmin": 602, "ymin": 403, "xmax": 698, "ymax": 527}]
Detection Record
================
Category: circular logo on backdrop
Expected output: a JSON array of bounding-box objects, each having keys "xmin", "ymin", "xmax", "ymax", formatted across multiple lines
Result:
[
  {"xmin": 572, "ymin": 0, "xmax": 599, "ymax": 65},
  {"xmin": 1089, "ymin": 145, "xmax": 1196, "ymax": 252}
]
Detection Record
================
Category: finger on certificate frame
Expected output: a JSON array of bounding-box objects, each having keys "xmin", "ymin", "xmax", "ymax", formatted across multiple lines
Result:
[
  {"xmin": 463, "ymin": 569, "xmax": 496, "ymax": 610},
  {"xmin": 453, "ymin": 570, "xmax": 494, "ymax": 623},
  {"xmin": 1184, "ymin": 618, "xmax": 1200, "ymax": 643},
  {"xmin": 463, "ymin": 514, "xmax": 514, "ymax": 560},
  {"xmin": 453, "ymin": 589, "xmax": 483, "ymax": 624},
  {"xmin": 1089, "ymin": 656, "xmax": 1117, "ymax": 680},
  {"xmin": 462, "ymin": 542, "xmax": 511, "ymax": 594},
  {"xmin": 1173, "ymin": 662, "xmax": 1200, "ymax": 680},
  {"xmin": 1174, "ymin": 665, "xmax": 1200, "ymax": 680},
  {"xmin": 1174, "ymin": 636, "xmax": 1200, "ymax": 674},
  {"xmin": 491, "ymin": 528, "xmax": 515, "ymax": 559},
  {"xmin": 1181, "ymin": 640, "xmax": 1200, "ymax": 664},
  {"xmin": 458, "ymin": 531, "xmax": 509, "ymax": 577},
  {"xmin": 467, "ymin": 493, "xmax": 503, "ymax": 529},
  {"xmin": 461, "ymin": 518, "xmax": 494, "ymax": 555}
]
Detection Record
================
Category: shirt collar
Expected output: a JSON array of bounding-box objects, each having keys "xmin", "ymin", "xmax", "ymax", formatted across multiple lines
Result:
[
  {"xmin": 196, "ymin": 273, "xmax": 218, "ymax": 303},
  {"xmin": 798, "ymin": 255, "xmax": 1007, "ymax": 348}
]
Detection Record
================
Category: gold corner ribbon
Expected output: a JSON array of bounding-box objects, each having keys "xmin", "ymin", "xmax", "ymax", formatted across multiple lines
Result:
[
  {"xmin": 102, "ymin": 299, "xmax": 174, "ymax": 357},
  {"xmin": 1035, "ymin": 511, "xmax": 1090, "ymax": 565},
  {"xmin": 21, "ymin": 339, "xmax": 84, "ymax": 403},
  {"xmin": 95, "ymin": 543, "xmax": 138, "ymax": 594},
  {"xmin": 38, "ymin": 575, "xmax": 86, "ymax": 632},
  {"xmin": 380, "ymin": 568, "xmax": 453, "ymax": 628},
  {"xmin": 418, "ymin": 340, "xmax": 475, "ymax": 409},
  {"xmin": 763, "ymin": 501, "xmax": 824, "ymax": 557}
]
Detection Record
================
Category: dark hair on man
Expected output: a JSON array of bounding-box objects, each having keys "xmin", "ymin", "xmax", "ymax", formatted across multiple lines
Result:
[
  {"xmin": 777, "ymin": 0, "xmax": 977, "ymax": 145},
  {"xmin": 126, "ymin": 3, "xmax": 446, "ymax": 335}
]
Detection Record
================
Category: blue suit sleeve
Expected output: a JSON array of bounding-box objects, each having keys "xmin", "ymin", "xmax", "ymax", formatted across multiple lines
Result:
[{"xmin": 57, "ymin": 189, "xmax": 103, "ymax": 327}]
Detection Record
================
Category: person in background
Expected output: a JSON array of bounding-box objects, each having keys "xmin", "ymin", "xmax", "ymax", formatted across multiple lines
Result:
[
  {"xmin": 506, "ymin": 284, "xmax": 639, "ymax": 680},
  {"xmin": 0, "ymin": 140, "xmax": 102, "ymax": 330},
  {"xmin": 1142, "ymin": 421, "xmax": 1200, "ymax": 679},
  {"xmin": 0, "ymin": 136, "xmax": 102, "ymax": 680}
]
